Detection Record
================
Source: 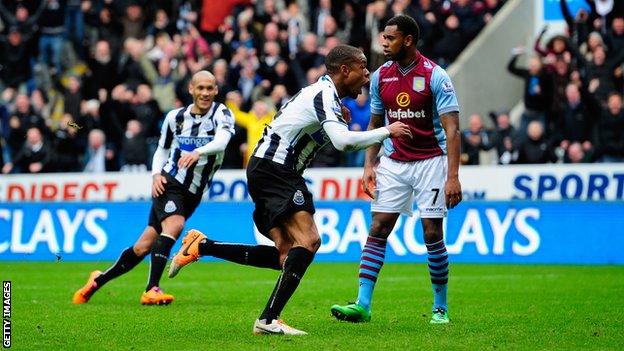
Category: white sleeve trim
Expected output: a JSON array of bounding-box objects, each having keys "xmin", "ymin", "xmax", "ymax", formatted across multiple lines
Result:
[{"xmin": 438, "ymin": 106, "xmax": 460, "ymax": 115}]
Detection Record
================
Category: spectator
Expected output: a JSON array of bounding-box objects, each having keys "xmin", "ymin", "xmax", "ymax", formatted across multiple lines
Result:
[
  {"xmin": 53, "ymin": 113, "xmax": 82, "ymax": 172},
  {"xmin": 120, "ymin": 119, "xmax": 147, "ymax": 172},
  {"xmin": 593, "ymin": 92, "xmax": 624, "ymax": 162},
  {"xmin": 461, "ymin": 114, "xmax": 493, "ymax": 165},
  {"xmin": 507, "ymin": 48, "xmax": 552, "ymax": 137},
  {"xmin": 2, "ymin": 127, "xmax": 52, "ymax": 174},
  {"xmin": 63, "ymin": 76, "xmax": 84, "ymax": 120},
  {"xmin": 489, "ymin": 110, "xmax": 518, "ymax": 165},
  {"xmin": 291, "ymin": 33, "xmax": 325, "ymax": 89},
  {"xmin": 554, "ymin": 83, "xmax": 596, "ymax": 155},
  {"xmin": 122, "ymin": 2, "xmax": 146, "ymax": 40},
  {"xmin": 83, "ymin": 128, "xmax": 113, "ymax": 172},
  {"xmin": 65, "ymin": 0, "xmax": 85, "ymax": 59},
  {"xmin": 0, "ymin": 1, "xmax": 45, "ymax": 36},
  {"xmin": 38, "ymin": 0, "xmax": 67, "ymax": 75},
  {"xmin": 515, "ymin": 121, "xmax": 556, "ymax": 164},
  {"xmin": 433, "ymin": 15, "xmax": 466, "ymax": 66},
  {"xmin": 565, "ymin": 141, "xmax": 592, "ymax": 163},
  {"xmin": 0, "ymin": 27, "xmax": 33, "ymax": 89},
  {"xmin": 228, "ymin": 97, "xmax": 273, "ymax": 165},
  {"xmin": 85, "ymin": 40, "xmax": 119, "ymax": 98},
  {"xmin": 140, "ymin": 53, "xmax": 184, "ymax": 112},
  {"xmin": 10, "ymin": 93, "xmax": 49, "ymax": 137},
  {"xmin": 605, "ymin": 16, "xmax": 624, "ymax": 57}
]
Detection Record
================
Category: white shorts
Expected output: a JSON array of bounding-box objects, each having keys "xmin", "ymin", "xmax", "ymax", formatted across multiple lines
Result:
[{"xmin": 371, "ymin": 155, "xmax": 448, "ymax": 218}]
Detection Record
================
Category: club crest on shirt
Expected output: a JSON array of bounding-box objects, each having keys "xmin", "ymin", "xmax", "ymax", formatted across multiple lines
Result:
[
  {"xmin": 413, "ymin": 77, "xmax": 425, "ymax": 92},
  {"xmin": 293, "ymin": 190, "xmax": 305, "ymax": 205},
  {"xmin": 165, "ymin": 201, "xmax": 177, "ymax": 213}
]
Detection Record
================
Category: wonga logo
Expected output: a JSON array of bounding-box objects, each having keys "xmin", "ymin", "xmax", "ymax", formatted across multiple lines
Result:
[
  {"xmin": 396, "ymin": 92, "xmax": 410, "ymax": 107},
  {"xmin": 177, "ymin": 136, "xmax": 212, "ymax": 152}
]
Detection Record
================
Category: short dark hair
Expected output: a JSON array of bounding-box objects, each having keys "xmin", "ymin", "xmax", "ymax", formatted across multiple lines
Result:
[
  {"xmin": 325, "ymin": 45, "xmax": 364, "ymax": 73},
  {"xmin": 386, "ymin": 15, "xmax": 420, "ymax": 43}
]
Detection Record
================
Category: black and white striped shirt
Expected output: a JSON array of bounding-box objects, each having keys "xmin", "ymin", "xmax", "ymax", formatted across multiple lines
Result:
[
  {"xmin": 252, "ymin": 75, "xmax": 347, "ymax": 173},
  {"xmin": 159, "ymin": 102, "xmax": 235, "ymax": 194}
]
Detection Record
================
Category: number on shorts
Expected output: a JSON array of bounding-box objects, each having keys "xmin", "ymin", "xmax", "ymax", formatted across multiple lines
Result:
[{"xmin": 431, "ymin": 188, "xmax": 440, "ymax": 205}]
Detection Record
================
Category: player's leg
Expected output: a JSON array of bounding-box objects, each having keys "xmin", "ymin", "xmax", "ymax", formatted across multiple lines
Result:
[
  {"xmin": 415, "ymin": 155, "xmax": 449, "ymax": 323},
  {"xmin": 332, "ymin": 156, "xmax": 412, "ymax": 322},
  {"xmin": 72, "ymin": 226, "xmax": 158, "ymax": 304},
  {"xmin": 330, "ymin": 212, "xmax": 398, "ymax": 322},
  {"xmin": 421, "ymin": 218, "xmax": 449, "ymax": 324},
  {"xmin": 146, "ymin": 214, "xmax": 185, "ymax": 291},
  {"xmin": 168, "ymin": 209, "xmax": 286, "ymax": 278},
  {"xmin": 253, "ymin": 211, "xmax": 319, "ymax": 335}
]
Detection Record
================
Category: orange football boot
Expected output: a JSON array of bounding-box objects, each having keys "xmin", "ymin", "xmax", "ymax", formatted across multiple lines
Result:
[
  {"xmin": 168, "ymin": 229, "xmax": 207, "ymax": 278},
  {"xmin": 72, "ymin": 270, "xmax": 102, "ymax": 304},
  {"xmin": 140, "ymin": 287, "xmax": 174, "ymax": 305}
]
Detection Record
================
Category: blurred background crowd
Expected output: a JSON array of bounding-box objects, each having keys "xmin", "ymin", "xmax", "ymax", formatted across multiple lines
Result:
[{"xmin": 0, "ymin": 0, "xmax": 622, "ymax": 175}]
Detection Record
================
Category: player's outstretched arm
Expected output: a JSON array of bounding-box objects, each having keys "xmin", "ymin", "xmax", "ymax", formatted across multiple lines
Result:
[
  {"xmin": 440, "ymin": 111, "xmax": 462, "ymax": 209},
  {"xmin": 177, "ymin": 129, "xmax": 233, "ymax": 169},
  {"xmin": 322, "ymin": 120, "xmax": 411, "ymax": 153}
]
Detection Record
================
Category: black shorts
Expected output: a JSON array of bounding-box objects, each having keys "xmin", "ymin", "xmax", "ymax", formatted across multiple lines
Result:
[
  {"xmin": 148, "ymin": 172, "xmax": 202, "ymax": 233},
  {"xmin": 247, "ymin": 156, "xmax": 315, "ymax": 237}
]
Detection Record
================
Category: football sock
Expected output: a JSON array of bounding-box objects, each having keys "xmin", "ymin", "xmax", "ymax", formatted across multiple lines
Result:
[
  {"xmin": 356, "ymin": 236, "xmax": 387, "ymax": 312},
  {"xmin": 199, "ymin": 239, "xmax": 281, "ymax": 270},
  {"xmin": 146, "ymin": 234, "xmax": 176, "ymax": 291},
  {"xmin": 259, "ymin": 247, "xmax": 314, "ymax": 322},
  {"xmin": 95, "ymin": 247, "xmax": 145, "ymax": 287},
  {"xmin": 426, "ymin": 239, "xmax": 449, "ymax": 312}
]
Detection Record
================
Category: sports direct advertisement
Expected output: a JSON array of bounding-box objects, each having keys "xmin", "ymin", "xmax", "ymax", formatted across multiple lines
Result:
[
  {"xmin": 1, "ymin": 164, "xmax": 623, "ymax": 202},
  {"xmin": 1, "ymin": 201, "xmax": 622, "ymax": 264}
]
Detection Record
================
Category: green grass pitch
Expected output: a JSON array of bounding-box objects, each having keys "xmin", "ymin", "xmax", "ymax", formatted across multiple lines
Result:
[{"xmin": 2, "ymin": 262, "xmax": 623, "ymax": 350}]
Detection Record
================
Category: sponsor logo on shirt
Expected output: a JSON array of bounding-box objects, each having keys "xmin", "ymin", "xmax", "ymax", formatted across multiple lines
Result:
[
  {"xmin": 387, "ymin": 109, "xmax": 427, "ymax": 120},
  {"xmin": 396, "ymin": 92, "xmax": 411, "ymax": 107},
  {"xmin": 382, "ymin": 77, "xmax": 399, "ymax": 82},
  {"xmin": 177, "ymin": 136, "xmax": 213, "ymax": 152}
]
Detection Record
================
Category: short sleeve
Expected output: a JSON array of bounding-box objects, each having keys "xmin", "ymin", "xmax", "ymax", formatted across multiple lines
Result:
[
  {"xmin": 431, "ymin": 66, "xmax": 460, "ymax": 116},
  {"xmin": 215, "ymin": 106, "xmax": 236, "ymax": 135},
  {"xmin": 369, "ymin": 68, "xmax": 384, "ymax": 115},
  {"xmin": 158, "ymin": 111, "xmax": 175, "ymax": 149},
  {"xmin": 316, "ymin": 85, "xmax": 347, "ymax": 126}
]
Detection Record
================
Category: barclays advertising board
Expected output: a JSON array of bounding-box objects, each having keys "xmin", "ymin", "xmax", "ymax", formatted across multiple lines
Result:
[
  {"xmin": 2, "ymin": 164, "xmax": 624, "ymax": 202},
  {"xmin": 0, "ymin": 201, "xmax": 622, "ymax": 264}
]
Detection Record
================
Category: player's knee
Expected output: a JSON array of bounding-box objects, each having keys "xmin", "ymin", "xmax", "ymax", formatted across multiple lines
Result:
[
  {"xmin": 162, "ymin": 216, "xmax": 185, "ymax": 235},
  {"xmin": 370, "ymin": 220, "xmax": 394, "ymax": 238},
  {"xmin": 301, "ymin": 234, "xmax": 321, "ymax": 253},
  {"xmin": 133, "ymin": 242, "xmax": 151, "ymax": 256},
  {"xmin": 424, "ymin": 230, "xmax": 443, "ymax": 243}
]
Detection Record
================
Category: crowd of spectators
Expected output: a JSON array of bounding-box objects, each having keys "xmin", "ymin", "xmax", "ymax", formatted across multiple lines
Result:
[
  {"xmin": 1, "ymin": 0, "xmax": 504, "ymax": 174},
  {"xmin": 461, "ymin": 0, "xmax": 624, "ymax": 165}
]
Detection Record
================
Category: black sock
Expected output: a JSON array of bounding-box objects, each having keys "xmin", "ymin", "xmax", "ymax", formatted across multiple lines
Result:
[
  {"xmin": 259, "ymin": 247, "xmax": 315, "ymax": 322},
  {"xmin": 146, "ymin": 235, "xmax": 175, "ymax": 291},
  {"xmin": 199, "ymin": 239, "xmax": 281, "ymax": 270},
  {"xmin": 95, "ymin": 247, "xmax": 146, "ymax": 287}
]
